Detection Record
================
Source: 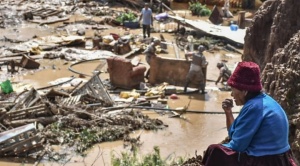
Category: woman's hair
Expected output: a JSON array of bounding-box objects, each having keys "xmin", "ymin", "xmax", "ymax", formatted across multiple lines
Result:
[{"xmin": 245, "ymin": 91, "xmax": 262, "ymax": 102}]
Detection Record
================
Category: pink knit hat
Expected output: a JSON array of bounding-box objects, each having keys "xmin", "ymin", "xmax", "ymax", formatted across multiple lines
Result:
[{"xmin": 227, "ymin": 61, "xmax": 262, "ymax": 92}]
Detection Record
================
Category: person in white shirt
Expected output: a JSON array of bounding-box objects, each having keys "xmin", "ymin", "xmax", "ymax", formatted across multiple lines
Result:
[{"xmin": 139, "ymin": 3, "xmax": 154, "ymax": 39}]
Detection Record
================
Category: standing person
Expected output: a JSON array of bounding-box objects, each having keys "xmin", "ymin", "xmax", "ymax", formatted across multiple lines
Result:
[
  {"xmin": 202, "ymin": 61, "xmax": 297, "ymax": 166},
  {"xmin": 184, "ymin": 45, "xmax": 208, "ymax": 94},
  {"xmin": 215, "ymin": 62, "xmax": 231, "ymax": 85},
  {"xmin": 143, "ymin": 39, "xmax": 161, "ymax": 79},
  {"xmin": 139, "ymin": 3, "xmax": 154, "ymax": 39}
]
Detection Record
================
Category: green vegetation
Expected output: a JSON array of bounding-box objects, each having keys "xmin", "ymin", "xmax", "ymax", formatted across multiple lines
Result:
[
  {"xmin": 111, "ymin": 146, "xmax": 185, "ymax": 166},
  {"xmin": 188, "ymin": 2, "xmax": 212, "ymax": 17},
  {"xmin": 116, "ymin": 11, "xmax": 137, "ymax": 23},
  {"xmin": 49, "ymin": 122, "xmax": 128, "ymax": 154}
]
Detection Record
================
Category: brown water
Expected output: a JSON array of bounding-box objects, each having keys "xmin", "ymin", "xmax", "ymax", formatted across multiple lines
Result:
[{"xmin": 0, "ymin": 1, "xmax": 245, "ymax": 165}]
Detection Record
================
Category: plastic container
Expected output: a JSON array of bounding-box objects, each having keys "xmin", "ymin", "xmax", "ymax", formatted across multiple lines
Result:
[
  {"xmin": 230, "ymin": 24, "xmax": 239, "ymax": 31},
  {"xmin": 0, "ymin": 80, "xmax": 13, "ymax": 94},
  {"xmin": 123, "ymin": 21, "xmax": 140, "ymax": 29}
]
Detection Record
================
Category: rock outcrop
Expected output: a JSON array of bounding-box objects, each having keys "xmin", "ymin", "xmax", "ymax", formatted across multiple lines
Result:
[
  {"xmin": 243, "ymin": 0, "xmax": 300, "ymax": 70},
  {"xmin": 243, "ymin": 0, "xmax": 300, "ymax": 162}
]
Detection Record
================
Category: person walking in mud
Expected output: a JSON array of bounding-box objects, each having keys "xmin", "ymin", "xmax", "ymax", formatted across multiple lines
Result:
[
  {"xmin": 139, "ymin": 3, "xmax": 153, "ymax": 39},
  {"xmin": 143, "ymin": 39, "xmax": 161, "ymax": 79},
  {"xmin": 202, "ymin": 61, "xmax": 297, "ymax": 166},
  {"xmin": 184, "ymin": 45, "xmax": 208, "ymax": 94},
  {"xmin": 215, "ymin": 62, "xmax": 231, "ymax": 85}
]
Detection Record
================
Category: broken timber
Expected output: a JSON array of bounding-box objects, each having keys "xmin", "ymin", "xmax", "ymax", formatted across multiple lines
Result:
[
  {"xmin": 6, "ymin": 104, "xmax": 51, "ymax": 121},
  {"xmin": 72, "ymin": 74, "xmax": 114, "ymax": 106},
  {"xmin": 61, "ymin": 94, "xmax": 104, "ymax": 106},
  {"xmin": 20, "ymin": 54, "xmax": 40, "ymax": 69},
  {"xmin": 10, "ymin": 88, "xmax": 42, "ymax": 112}
]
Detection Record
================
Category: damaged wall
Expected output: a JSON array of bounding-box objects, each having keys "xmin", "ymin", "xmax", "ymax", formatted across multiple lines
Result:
[
  {"xmin": 243, "ymin": 0, "xmax": 300, "ymax": 163},
  {"xmin": 149, "ymin": 56, "xmax": 202, "ymax": 88}
]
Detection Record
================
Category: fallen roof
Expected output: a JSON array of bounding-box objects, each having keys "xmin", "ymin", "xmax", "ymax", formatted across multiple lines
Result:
[{"xmin": 168, "ymin": 15, "xmax": 246, "ymax": 46}]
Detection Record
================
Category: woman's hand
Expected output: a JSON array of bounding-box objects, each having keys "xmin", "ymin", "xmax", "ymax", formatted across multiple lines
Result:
[
  {"xmin": 222, "ymin": 98, "xmax": 235, "ymax": 130},
  {"xmin": 222, "ymin": 99, "xmax": 233, "ymax": 113}
]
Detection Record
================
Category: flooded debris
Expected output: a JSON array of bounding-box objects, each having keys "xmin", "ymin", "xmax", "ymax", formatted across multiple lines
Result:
[
  {"xmin": 119, "ymin": 90, "xmax": 141, "ymax": 99},
  {"xmin": 0, "ymin": 6, "xmax": 22, "ymax": 28},
  {"xmin": 0, "ymin": 0, "xmax": 207, "ymax": 162},
  {"xmin": 26, "ymin": 7, "xmax": 63, "ymax": 20},
  {"xmin": 6, "ymin": 104, "xmax": 51, "ymax": 122},
  {"xmin": 23, "ymin": 12, "xmax": 34, "ymax": 20},
  {"xmin": 0, "ymin": 123, "xmax": 43, "ymax": 157},
  {"xmin": 10, "ymin": 88, "xmax": 42, "ymax": 112},
  {"xmin": 223, "ymin": 44, "xmax": 242, "ymax": 54},
  {"xmin": 61, "ymin": 94, "xmax": 104, "ymax": 106},
  {"xmin": 72, "ymin": 74, "xmax": 114, "ymax": 106},
  {"xmin": 0, "ymin": 107, "xmax": 7, "ymax": 122},
  {"xmin": 6, "ymin": 60, "xmax": 20, "ymax": 74},
  {"xmin": 44, "ymin": 89, "xmax": 69, "ymax": 101},
  {"xmin": 39, "ymin": 77, "xmax": 75, "ymax": 91},
  {"xmin": 106, "ymin": 56, "xmax": 147, "ymax": 89},
  {"xmin": 3, "ymin": 36, "xmax": 28, "ymax": 43},
  {"xmin": 5, "ymin": 115, "xmax": 60, "ymax": 129},
  {"xmin": 182, "ymin": 150, "xmax": 203, "ymax": 166},
  {"xmin": 30, "ymin": 16, "xmax": 70, "ymax": 25},
  {"xmin": 113, "ymin": 38, "xmax": 132, "ymax": 55},
  {"xmin": 7, "ymin": 35, "xmax": 85, "ymax": 55},
  {"xmin": 41, "ymin": 109, "xmax": 167, "ymax": 154},
  {"xmin": 20, "ymin": 54, "xmax": 40, "ymax": 69},
  {"xmin": 45, "ymin": 48, "xmax": 116, "ymax": 61},
  {"xmin": 209, "ymin": 5, "xmax": 224, "ymax": 25}
]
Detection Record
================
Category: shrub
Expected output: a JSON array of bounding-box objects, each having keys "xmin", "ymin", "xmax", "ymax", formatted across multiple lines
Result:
[
  {"xmin": 115, "ymin": 11, "xmax": 137, "ymax": 23},
  {"xmin": 188, "ymin": 2, "xmax": 211, "ymax": 17}
]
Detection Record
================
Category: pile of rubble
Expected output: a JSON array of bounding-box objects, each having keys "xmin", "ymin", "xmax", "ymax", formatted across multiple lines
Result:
[
  {"xmin": 0, "ymin": 0, "xmax": 243, "ymax": 164},
  {"xmin": 0, "ymin": 73, "xmax": 169, "ymax": 162}
]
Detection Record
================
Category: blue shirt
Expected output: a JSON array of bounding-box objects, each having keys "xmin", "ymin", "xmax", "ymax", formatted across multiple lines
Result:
[
  {"xmin": 223, "ymin": 93, "xmax": 290, "ymax": 156},
  {"xmin": 141, "ymin": 8, "xmax": 152, "ymax": 25}
]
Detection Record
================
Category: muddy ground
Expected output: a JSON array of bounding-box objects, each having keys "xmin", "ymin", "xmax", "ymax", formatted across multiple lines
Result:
[{"xmin": 0, "ymin": 0, "xmax": 256, "ymax": 165}]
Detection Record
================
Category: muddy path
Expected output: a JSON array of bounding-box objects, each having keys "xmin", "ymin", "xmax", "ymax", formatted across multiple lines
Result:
[{"xmin": 0, "ymin": 1, "xmax": 251, "ymax": 165}]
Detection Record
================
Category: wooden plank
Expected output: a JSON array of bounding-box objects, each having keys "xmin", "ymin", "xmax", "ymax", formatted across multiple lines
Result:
[
  {"xmin": 0, "ymin": 123, "xmax": 36, "ymax": 143},
  {"xmin": 73, "ymin": 74, "xmax": 114, "ymax": 106}
]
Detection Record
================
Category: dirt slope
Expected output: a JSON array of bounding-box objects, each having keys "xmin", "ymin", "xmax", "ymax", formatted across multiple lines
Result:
[{"xmin": 243, "ymin": 0, "xmax": 300, "ymax": 162}]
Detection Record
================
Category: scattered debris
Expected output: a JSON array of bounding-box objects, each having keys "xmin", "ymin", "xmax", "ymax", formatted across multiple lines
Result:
[
  {"xmin": 72, "ymin": 74, "xmax": 114, "ymax": 106},
  {"xmin": 0, "ymin": 123, "xmax": 43, "ymax": 157},
  {"xmin": 0, "ymin": 0, "xmax": 247, "ymax": 163}
]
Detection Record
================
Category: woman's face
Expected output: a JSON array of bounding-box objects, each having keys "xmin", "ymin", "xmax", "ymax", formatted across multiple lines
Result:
[{"xmin": 231, "ymin": 87, "xmax": 247, "ymax": 106}]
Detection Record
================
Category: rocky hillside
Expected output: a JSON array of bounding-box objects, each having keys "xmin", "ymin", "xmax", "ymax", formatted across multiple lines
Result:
[{"xmin": 243, "ymin": 0, "xmax": 300, "ymax": 162}]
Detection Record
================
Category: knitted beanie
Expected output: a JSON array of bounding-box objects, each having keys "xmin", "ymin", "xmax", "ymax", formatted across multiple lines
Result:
[{"xmin": 227, "ymin": 61, "xmax": 262, "ymax": 92}]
